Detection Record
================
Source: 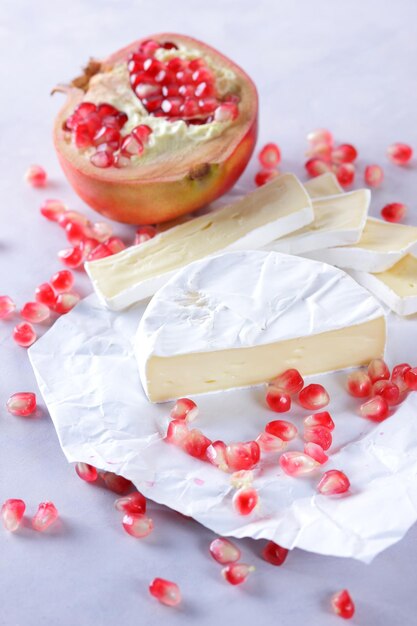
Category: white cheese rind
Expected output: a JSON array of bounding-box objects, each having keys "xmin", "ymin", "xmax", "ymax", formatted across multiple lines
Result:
[{"xmin": 304, "ymin": 172, "xmax": 343, "ymax": 198}]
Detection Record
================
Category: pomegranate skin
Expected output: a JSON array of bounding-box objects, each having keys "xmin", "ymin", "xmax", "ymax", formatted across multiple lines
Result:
[{"xmin": 53, "ymin": 34, "xmax": 258, "ymax": 224}]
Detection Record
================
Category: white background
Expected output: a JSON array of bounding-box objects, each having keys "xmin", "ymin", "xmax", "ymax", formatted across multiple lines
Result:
[{"xmin": 1, "ymin": 1, "xmax": 417, "ymax": 624}]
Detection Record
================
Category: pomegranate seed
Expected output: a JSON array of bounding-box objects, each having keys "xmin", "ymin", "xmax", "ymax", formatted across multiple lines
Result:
[
  {"xmin": 347, "ymin": 370, "xmax": 372, "ymax": 398},
  {"xmin": 13, "ymin": 322, "xmax": 36, "ymax": 347},
  {"xmin": 331, "ymin": 589, "xmax": 355, "ymax": 619},
  {"xmin": 25, "ymin": 164, "xmax": 47, "ymax": 188},
  {"xmin": 122, "ymin": 513, "xmax": 153, "ymax": 538},
  {"xmin": 381, "ymin": 202, "xmax": 407, "ymax": 223},
  {"xmin": 304, "ymin": 442, "xmax": 328, "ymax": 464},
  {"xmin": 391, "ymin": 363, "xmax": 411, "ymax": 394},
  {"xmin": 265, "ymin": 386, "xmax": 291, "ymax": 412},
  {"xmin": 226, "ymin": 441, "xmax": 260, "ymax": 471},
  {"xmin": 121, "ymin": 134, "xmax": 144, "ymax": 157},
  {"xmin": 135, "ymin": 225, "xmax": 158, "ymax": 245},
  {"xmin": 214, "ymin": 103, "xmax": 238, "ymax": 122},
  {"xmin": 161, "ymin": 97, "xmax": 183, "ymax": 116},
  {"xmin": 298, "ymin": 384, "xmax": 329, "ymax": 410},
  {"xmin": 54, "ymin": 292, "xmax": 80, "ymax": 314},
  {"xmin": 271, "ymin": 368, "xmax": 304, "ymax": 394},
  {"xmin": 304, "ymin": 411, "xmax": 334, "ymax": 430},
  {"xmin": 96, "ymin": 103, "xmax": 119, "ymax": 118},
  {"xmin": 106, "ymin": 237, "xmax": 126, "ymax": 254},
  {"xmin": 279, "ymin": 451, "xmax": 319, "ymax": 477},
  {"xmin": 387, "ymin": 142, "xmax": 413, "ymax": 165},
  {"xmin": 318, "ymin": 470, "xmax": 350, "ymax": 495},
  {"xmin": 222, "ymin": 563, "xmax": 254, "ymax": 585},
  {"xmin": 102, "ymin": 472, "xmax": 132, "ymax": 494},
  {"xmin": 75, "ymin": 462, "xmax": 98, "ymax": 482},
  {"xmin": 209, "ymin": 538, "xmax": 241, "ymax": 564},
  {"xmin": 262, "ymin": 541, "xmax": 288, "ymax": 566},
  {"xmin": 58, "ymin": 245, "xmax": 85, "ymax": 269},
  {"xmin": 258, "ymin": 143, "xmax": 281, "ymax": 169},
  {"xmin": 206, "ymin": 440, "xmax": 229, "ymax": 471},
  {"xmin": 86, "ymin": 243, "xmax": 112, "ymax": 261},
  {"xmin": 265, "ymin": 419, "xmax": 297, "ymax": 441},
  {"xmin": 307, "ymin": 141, "xmax": 332, "ymax": 160},
  {"xmin": 359, "ymin": 396, "xmax": 389, "ymax": 422},
  {"xmin": 181, "ymin": 98, "xmax": 200, "ymax": 117},
  {"xmin": 32, "ymin": 502, "xmax": 58, "ymax": 531},
  {"xmin": 90, "ymin": 150, "xmax": 114, "ymax": 168},
  {"xmin": 58, "ymin": 210, "xmax": 89, "ymax": 229},
  {"xmin": 254, "ymin": 170, "xmax": 279, "ymax": 186},
  {"xmin": 65, "ymin": 222, "xmax": 86, "ymax": 245},
  {"xmin": 230, "ymin": 470, "xmax": 254, "ymax": 489},
  {"xmin": 74, "ymin": 123, "xmax": 95, "ymax": 148},
  {"xmin": 368, "ymin": 358, "xmax": 390, "ymax": 383},
  {"xmin": 50, "ymin": 270, "xmax": 74, "ymax": 293},
  {"xmin": 198, "ymin": 96, "xmax": 218, "ymax": 112},
  {"xmin": 74, "ymin": 102, "xmax": 97, "ymax": 119},
  {"xmin": 93, "ymin": 125, "xmax": 121, "ymax": 147},
  {"xmin": 20, "ymin": 301, "xmax": 50, "ymax": 324},
  {"xmin": 115, "ymin": 492, "xmax": 147, "ymax": 515},
  {"xmin": 405, "ymin": 367, "xmax": 417, "ymax": 390},
  {"xmin": 372, "ymin": 380, "xmax": 400, "ymax": 405},
  {"xmin": 233, "ymin": 487, "xmax": 259, "ymax": 515},
  {"xmin": 305, "ymin": 158, "xmax": 331, "ymax": 177},
  {"xmin": 140, "ymin": 39, "xmax": 161, "ymax": 56},
  {"xmin": 1, "ymin": 499, "xmax": 26, "ymax": 531},
  {"xmin": 331, "ymin": 144, "xmax": 358, "ymax": 163},
  {"xmin": 6, "ymin": 392, "xmax": 36, "ymax": 416},
  {"xmin": 35, "ymin": 283, "xmax": 57, "ymax": 308},
  {"xmin": 182, "ymin": 429, "xmax": 212, "ymax": 459},
  {"xmin": 40, "ymin": 198, "xmax": 67, "ymax": 221},
  {"xmin": 131, "ymin": 124, "xmax": 152, "ymax": 144},
  {"xmin": 364, "ymin": 164, "xmax": 384, "ymax": 187},
  {"xmin": 0, "ymin": 295, "xmax": 16, "ymax": 318},
  {"xmin": 87, "ymin": 222, "xmax": 112, "ymax": 243},
  {"xmin": 170, "ymin": 398, "xmax": 198, "ymax": 422},
  {"xmin": 256, "ymin": 432, "xmax": 286, "ymax": 452},
  {"xmin": 114, "ymin": 153, "xmax": 130, "ymax": 168},
  {"xmin": 307, "ymin": 128, "xmax": 333, "ymax": 147},
  {"xmin": 166, "ymin": 419, "xmax": 189, "ymax": 446},
  {"xmin": 334, "ymin": 162, "xmax": 355, "ymax": 187},
  {"xmin": 149, "ymin": 578, "xmax": 181, "ymax": 607},
  {"xmin": 304, "ymin": 425, "xmax": 332, "ymax": 450}
]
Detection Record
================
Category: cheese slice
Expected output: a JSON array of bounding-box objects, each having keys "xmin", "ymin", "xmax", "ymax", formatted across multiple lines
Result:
[
  {"xmin": 351, "ymin": 255, "xmax": 417, "ymax": 316},
  {"xmin": 304, "ymin": 172, "xmax": 343, "ymax": 198},
  {"xmin": 263, "ymin": 189, "xmax": 369, "ymax": 255},
  {"xmin": 136, "ymin": 250, "xmax": 386, "ymax": 402},
  {"xmin": 306, "ymin": 217, "xmax": 417, "ymax": 272},
  {"xmin": 85, "ymin": 174, "xmax": 313, "ymax": 310}
]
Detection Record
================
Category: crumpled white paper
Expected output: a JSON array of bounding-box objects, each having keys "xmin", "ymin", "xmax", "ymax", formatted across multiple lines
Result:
[{"xmin": 29, "ymin": 294, "xmax": 417, "ymax": 562}]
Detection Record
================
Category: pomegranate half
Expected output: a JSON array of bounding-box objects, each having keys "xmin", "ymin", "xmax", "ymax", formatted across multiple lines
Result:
[{"xmin": 53, "ymin": 34, "xmax": 258, "ymax": 224}]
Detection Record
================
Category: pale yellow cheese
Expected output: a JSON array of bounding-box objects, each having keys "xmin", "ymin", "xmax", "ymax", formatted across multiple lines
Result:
[
  {"xmin": 374, "ymin": 255, "xmax": 417, "ymax": 296},
  {"xmin": 304, "ymin": 173, "xmax": 343, "ymax": 198},
  {"xmin": 351, "ymin": 218, "xmax": 417, "ymax": 252}
]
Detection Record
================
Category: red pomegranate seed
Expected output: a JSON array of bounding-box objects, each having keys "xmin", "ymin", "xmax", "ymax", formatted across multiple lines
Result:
[
  {"xmin": 331, "ymin": 589, "xmax": 355, "ymax": 619},
  {"xmin": 66, "ymin": 221, "xmax": 87, "ymax": 245},
  {"xmin": 181, "ymin": 98, "xmax": 200, "ymax": 117},
  {"xmin": 40, "ymin": 198, "xmax": 67, "ymax": 222},
  {"xmin": 102, "ymin": 472, "xmax": 132, "ymax": 495},
  {"xmin": 58, "ymin": 210, "xmax": 89, "ymax": 229},
  {"xmin": 232, "ymin": 487, "xmax": 259, "ymax": 515},
  {"xmin": 262, "ymin": 541, "xmax": 288, "ymax": 566},
  {"xmin": 381, "ymin": 202, "xmax": 407, "ymax": 223},
  {"xmin": 334, "ymin": 162, "xmax": 355, "ymax": 187},
  {"xmin": 256, "ymin": 432, "xmax": 286, "ymax": 452},
  {"xmin": 73, "ymin": 102, "xmax": 97, "ymax": 119},
  {"xmin": 149, "ymin": 578, "xmax": 181, "ymax": 607},
  {"xmin": 304, "ymin": 425, "xmax": 332, "ymax": 450},
  {"xmin": 271, "ymin": 368, "xmax": 304, "ymax": 394},
  {"xmin": 347, "ymin": 370, "xmax": 372, "ymax": 398},
  {"xmin": 115, "ymin": 492, "xmax": 147, "ymax": 515},
  {"xmin": 88, "ymin": 222, "xmax": 113, "ymax": 243},
  {"xmin": 54, "ymin": 292, "xmax": 80, "ymax": 314},
  {"xmin": 364, "ymin": 164, "xmax": 384, "ymax": 187},
  {"xmin": 368, "ymin": 358, "xmax": 390, "ymax": 383},
  {"xmin": 307, "ymin": 128, "xmax": 333, "ymax": 147},
  {"xmin": 122, "ymin": 513, "xmax": 153, "ymax": 538},
  {"xmin": 1, "ymin": 499, "xmax": 26, "ymax": 532},
  {"xmin": 307, "ymin": 141, "xmax": 332, "ymax": 160},
  {"xmin": 140, "ymin": 39, "xmax": 161, "ymax": 56},
  {"xmin": 226, "ymin": 441, "xmax": 260, "ymax": 471},
  {"xmin": 182, "ymin": 429, "xmax": 212, "ymax": 459},
  {"xmin": 35, "ymin": 283, "xmax": 57, "ymax": 308},
  {"xmin": 222, "ymin": 563, "xmax": 255, "ymax": 585},
  {"xmin": 74, "ymin": 123, "xmax": 95, "ymax": 148},
  {"xmin": 170, "ymin": 398, "xmax": 198, "ymax": 422},
  {"xmin": 86, "ymin": 243, "xmax": 113, "ymax": 261},
  {"xmin": 391, "ymin": 363, "xmax": 411, "ymax": 394},
  {"xmin": 265, "ymin": 386, "xmax": 291, "ymax": 413},
  {"xmin": 90, "ymin": 150, "xmax": 114, "ymax": 168},
  {"xmin": 304, "ymin": 442, "xmax": 328, "ymax": 464},
  {"xmin": 214, "ymin": 103, "xmax": 239, "ymax": 122},
  {"xmin": 304, "ymin": 411, "xmax": 334, "ymax": 430},
  {"xmin": 13, "ymin": 322, "xmax": 36, "ymax": 347},
  {"xmin": 258, "ymin": 143, "xmax": 281, "ymax": 169},
  {"xmin": 166, "ymin": 419, "xmax": 189, "ymax": 446},
  {"xmin": 198, "ymin": 96, "xmax": 218, "ymax": 112},
  {"xmin": 32, "ymin": 502, "xmax": 58, "ymax": 532},
  {"xmin": 121, "ymin": 134, "xmax": 144, "ymax": 157},
  {"xmin": 317, "ymin": 470, "xmax": 350, "ymax": 495},
  {"xmin": 21, "ymin": 302, "xmax": 50, "ymax": 323},
  {"xmin": 254, "ymin": 170, "xmax": 279, "ymax": 186},
  {"xmin": 114, "ymin": 153, "xmax": 130, "ymax": 169},
  {"xmin": 0, "ymin": 295, "xmax": 16, "ymax": 318},
  {"xmin": 93, "ymin": 125, "xmax": 121, "ymax": 147},
  {"xmin": 25, "ymin": 164, "xmax": 47, "ymax": 188},
  {"xmin": 6, "ymin": 392, "xmax": 36, "ymax": 416},
  {"xmin": 206, "ymin": 440, "xmax": 229, "ymax": 471},
  {"xmin": 132, "ymin": 124, "xmax": 152, "ymax": 144},
  {"xmin": 305, "ymin": 158, "xmax": 331, "ymax": 177},
  {"xmin": 387, "ymin": 142, "xmax": 413, "ymax": 165},
  {"xmin": 279, "ymin": 451, "xmax": 319, "ymax": 477},
  {"xmin": 372, "ymin": 380, "xmax": 400, "ymax": 405},
  {"xmin": 298, "ymin": 384, "xmax": 329, "ymax": 410},
  {"xmin": 135, "ymin": 225, "xmax": 158, "ymax": 245},
  {"xmin": 210, "ymin": 538, "xmax": 241, "ymax": 564},
  {"xmin": 96, "ymin": 103, "xmax": 120, "ymax": 118},
  {"xmin": 107, "ymin": 237, "xmax": 126, "ymax": 254},
  {"xmin": 58, "ymin": 245, "xmax": 85, "ymax": 269},
  {"xmin": 265, "ymin": 419, "xmax": 297, "ymax": 441},
  {"xmin": 331, "ymin": 144, "xmax": 358, "ymax": 163},
  {"xmin": 405, "ymin": 367, "xmax": 417, "ymax": 390},
  {"xmin": 359, "ymin": 396, "xmax": 389, "ymax": 422},
  {"xmin": 75, "ymin": 462, "xmax": 98, "ymax": 482},
  {"xmin": 50, "ymin": 270, "xmax": 74, "ymax": 293},
  {"xmin": 161, "ymin": 97, "xmax": 183, "ymax": 116}
]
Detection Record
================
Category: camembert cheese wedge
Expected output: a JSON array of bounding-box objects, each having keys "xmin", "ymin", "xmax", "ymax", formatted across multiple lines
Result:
[
  {"xmin": 85, "ymin": 173, "xmax": 313, "ymax": 310},
  {"xmin": 136, "ymin": 250, "xmax": 386, "ymax": 402},
  {"xmin": 304, "ymin": 172, "xmax": 343, "ymax": 198}
]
